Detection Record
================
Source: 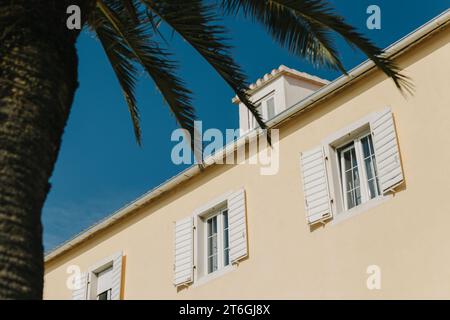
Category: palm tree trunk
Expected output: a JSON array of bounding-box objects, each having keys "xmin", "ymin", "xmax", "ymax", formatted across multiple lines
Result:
[{"xmin": 0, "ymin": 1, "xmax": 86, "ymax": 299}]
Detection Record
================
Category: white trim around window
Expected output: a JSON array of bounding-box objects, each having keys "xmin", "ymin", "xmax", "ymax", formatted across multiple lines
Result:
[
  {"xmin": 193, "ymin": 192, "xmax": 232, "ymax": 284},
  {"xmin": 188, "ymin": 189, "xmax": 247, "ymax": 287},
  {"xmin": 86, "ymin": 251, "xmax": 123, "ymax": 300},
  {"xmin": 193, "ymin": 204, "xmax": 237, "ymax": 287},
  {"xmin": 317, "ymin": 108, "xmax": 403, "ymax": 223},
  {"xmin": 331, "ymin": 194, "xmax": 392, "ymax": 225},
  {"xmin": 336, "ymin": 133, "xmax": 381, "ymax": 211}
]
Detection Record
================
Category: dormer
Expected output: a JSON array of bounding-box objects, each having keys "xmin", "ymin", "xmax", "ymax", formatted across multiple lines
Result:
[{"xmin": 233, "ymin": 65, "xmax": 329, "ymax": 134}]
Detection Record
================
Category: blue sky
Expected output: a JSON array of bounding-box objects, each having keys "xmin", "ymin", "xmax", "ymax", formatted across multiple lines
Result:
[{"xmin": 43, "ymin": 1, "xmax": 449, "ymax": 251}]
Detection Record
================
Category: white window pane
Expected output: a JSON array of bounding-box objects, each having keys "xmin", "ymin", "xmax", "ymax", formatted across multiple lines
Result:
[
  {"xmin": 208, "ymin": 255, "xmax": 218, "ymax": 274},
  {"xmin": 354, "ymin": 186, "xmax": 362, "ymax": 206},
  {"xmin": 367, "ymin": 178, "xmax": 378, "ymax": 199},
  {"xmin": 343, "ymin": 148, "xmax": 352, "ymax": 170},
  {"xmin": 361, "ymin": 135, "xmax": 380, "ymax": 199},
  {"xmin": 364, "ymin": 158, "xmax": 375, "ymax": 180},
  {"xmin": 346, "ymin": 190, "xmax": 355, "ymax": 209},
  {"xmin": 352, "ymin": 165, "xmax": 360, "ymax": 189},
  {"xmin": 340, "ymin": 143, "xmax": 362, "ymax": 210},
  {"xmin": 207, "ymin": 216, "xmax": 217, "ymax": 236},
  {"xmin": 208, "ymin": 234, "xmax": 218, "ymax": 256},
  {"xmin": 361, "ymin": 135, "xmax": 371, "ymax": 157},
  {"xmin": 207, "ymin": 216, "xmax": 218, "ymax": 274},
  {"xmin": 345, "ymin": 170, "xmax": 354, "ymax": 190},
  {"xmin": 205, "ymin": 209, "xmax": 231, "ymax": 274}
]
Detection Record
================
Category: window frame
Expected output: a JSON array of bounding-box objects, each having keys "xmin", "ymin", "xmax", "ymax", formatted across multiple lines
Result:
[
  {"xmin": 95, "ymin": 265, "xmax": 113, "ymax": 300},
  {"xmin": 191, "ymin": 191, "xmax": 237, "ymax": 286},
  {"xmin": 338, "ymin": 141, "xmax": 362, "ymax": 211},
  {"xmin": 203, "ymin": 207, "xmax": 230, "ymax": 275},
  {"xmin": 85, "ymin": 252, "xmax": 121, "ymax": 301},
  {"xmin": 359, "ymin": 134, "xmax": 381, "ymax": 200},
  {"xmin": 336, "ymin": 132, "xmax": 380, "ymax": 212},
  {"xmin": 322, "ymin": 113, "xmax": 391, "ymax": 222}
]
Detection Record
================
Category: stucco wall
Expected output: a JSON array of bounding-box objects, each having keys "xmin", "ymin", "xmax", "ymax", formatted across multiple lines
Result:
[
  {"xmin": 44, "ymin": 28, "xmax": 450, "ymax": 299},
  {"xmin": 283, "ymin": 76, "xmax": 325, "ymax": 109}
]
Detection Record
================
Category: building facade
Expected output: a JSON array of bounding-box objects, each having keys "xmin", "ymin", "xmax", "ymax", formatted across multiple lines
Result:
[{"xmin": 44, "ymin": 10, "xmax": 450, "ymax": 299}]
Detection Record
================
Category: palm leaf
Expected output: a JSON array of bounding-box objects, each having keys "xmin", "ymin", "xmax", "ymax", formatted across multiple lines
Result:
[
  {"xmin": 89, "ymin": 3, "xmax": 142, "ymax": 144},
  {"xmin": 142, "ymin": 0, "xmax": 267, "ymax": 131},
  {"xmin": 222, "ymin": 0, "xmax": 345, "ymax": 73},
  {"xmin": 90, "ymin": 0, "xmax": 201, "ymax": 158},
  {"xmin": 223, "ymin": 0, "xmax": 414, "ymax": 94},
  {"xmin": 122, "ymin": 0, "xmax": 140, "ymax": 24}
]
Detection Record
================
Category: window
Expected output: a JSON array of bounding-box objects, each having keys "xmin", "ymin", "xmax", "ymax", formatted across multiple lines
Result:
[
  {"xmin": 71, "ymin": 252, "xmax": 123, "ymax": 300},
  {"xmin": 249, "ymin": 96, "xmax": 276, "ymax": 129},
  {"xmin": 95, "ymin": 266, "xmax": 113, "ymax": 300},
  {"xmin": 337, "ymin": 133, "xmax": 380, "ymax": 211},
  {"xmin": 205, "ymin": 208, "xmax": 230, "ymax": 274},
  {"xmin": 300, "ymin": 108, "xmax": 404, "ymax": 225},
  {"xmin": 174, "ymin": 189, "xmax": 248, "ymax": 287},
  {"xmin": 97, "ymin": 291, "xmax": 110, "ymax": 300}
]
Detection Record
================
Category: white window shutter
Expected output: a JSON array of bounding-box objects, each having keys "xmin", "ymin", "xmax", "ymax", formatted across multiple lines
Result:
[
  {"xmin": 300, "ymin": 146, "xmax": 332, "ymax": 224},
  {"xmin": 72, "ymin": 272, "xmax": 88, "ymax": 300},
  {"xmin": 370, "ymin": 109, "xmax": 404, "ymax": 194},
  {"xmin": 110, "ymin": 252, "xmax": 123, "ymax": 300},
  {"xmin": 228, "ymin": 189, "xmax": 248, "ymax": 263},
  {"xmin": 174, "ymin": 216, "xmax": 194, "ymax": 286}
]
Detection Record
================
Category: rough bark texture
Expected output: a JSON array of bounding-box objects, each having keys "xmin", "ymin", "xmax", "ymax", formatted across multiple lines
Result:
[{"xmin": 0, "ymin": 0, "xmax": 90, "ymax": 299}]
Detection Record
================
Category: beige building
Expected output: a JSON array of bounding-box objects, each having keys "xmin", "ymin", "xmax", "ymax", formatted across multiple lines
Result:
[{"xmin": 44, "ymin": 10, "xmax": 450, "ymax": 299}]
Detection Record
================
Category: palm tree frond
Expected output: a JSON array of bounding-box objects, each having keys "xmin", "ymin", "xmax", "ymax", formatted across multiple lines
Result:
[
  {"xmin": 142, "ymin": 0, "xmax": 267, "ymax": 130},
  {"xmin": 223, "ymin": 0, "xmax": 414, "ymax": 94},
  {"xmin": 121, "ymin": 0, "xmax": 140, "ymax": 24},
  {"xmin": 89, "ymin": 0, "xmax": 200, "ymax": 155},
  {"xmin": 89, "ymin": 4, "xmax": 142, "ymax": 144},
  {"xmin": 222, "ymin": 0, "xmax": 346, "ymax": 73}
]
